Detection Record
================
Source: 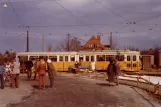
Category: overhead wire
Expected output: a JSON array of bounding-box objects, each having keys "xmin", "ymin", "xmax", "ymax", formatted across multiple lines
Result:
[
  {"xmin": 94, "ymin": 0, "xmax": 130, "ymax": 23},
  {"xmin": 52, "ymin": 0, "xmax": 96, "ymax": 32},
  {"xmin": 8, "ymin": 0, "xmax": 25, "ymax": 28}
]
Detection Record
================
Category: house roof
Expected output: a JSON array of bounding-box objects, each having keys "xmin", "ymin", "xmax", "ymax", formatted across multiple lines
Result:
[{"xmin": 82, "ymin": 36, "xmax": 105, "ymax": 49}]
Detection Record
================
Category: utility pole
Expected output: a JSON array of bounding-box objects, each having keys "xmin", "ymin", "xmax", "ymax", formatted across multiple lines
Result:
[
  {"xmin": 26, "ymin": 30, "xmax": 29, "ymax": 52},
  {"xmin": 110, "ymin": 32, "xmax": 113, "ymax": 49},
  {"xmin": 42, "ymin": 34, "xmax": 44, "ymax": 52}
]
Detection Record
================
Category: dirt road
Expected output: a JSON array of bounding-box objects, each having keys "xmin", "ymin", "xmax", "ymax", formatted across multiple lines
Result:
[{"xmin": 8, "ymin": 74, "xmax": 161, "ymax": 107}]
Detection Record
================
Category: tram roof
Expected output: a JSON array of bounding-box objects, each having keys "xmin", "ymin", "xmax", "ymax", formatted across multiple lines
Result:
[{"xmin": 17, "ymin": 50, "xmax": 140, "ymax": 56}]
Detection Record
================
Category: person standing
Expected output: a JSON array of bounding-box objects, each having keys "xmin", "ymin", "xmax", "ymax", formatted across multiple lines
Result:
[
  {"xmin": 33, "ymin": 59, "xmax": 39, "ymax": 80},
  {"xmin": 0, "ymin": 60, "xmax": 5, "ymax": 89},
  {"xmin": 11, "ymin": 58, "xmax": 20, "ymax": 88},
  {"xmin": 25, "ymin": 58, "xmax": 33, "ymax": 80},
  {"xmin": 107, "ymin": 58, "xmax": 117, "ymax": 86},
  {"xmin": 37, "ymin": 57, "xmax": 46, "ymax": 89},
  {"xmin": 47, "ymin": 59, "xmax": 54, "ymax": 88},
  {"xmin": 114, "ymin": 59, "xmax": 120, "ymax": 86}
]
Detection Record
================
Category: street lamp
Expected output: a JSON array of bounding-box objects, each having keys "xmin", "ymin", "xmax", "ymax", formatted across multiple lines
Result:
[{"xmin": 3, "ymin": 0, "xmax": 7, "ymax": 8}]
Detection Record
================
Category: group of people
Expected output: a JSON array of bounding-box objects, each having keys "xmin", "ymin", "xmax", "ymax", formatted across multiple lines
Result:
[
  {"xmin": 20, "ymin": 57, "xmax": 56, "ymax": 89},
  {"xmin": 0, "ymin": 57, "xmax": 20, "ymax": 89},
  {"xmin": 74, "ymin": 58, "xmax": 120, "ymax": 86},
  {"xmin": 0, "ymin": 56, "xmax": 56, "ymax": 90}
]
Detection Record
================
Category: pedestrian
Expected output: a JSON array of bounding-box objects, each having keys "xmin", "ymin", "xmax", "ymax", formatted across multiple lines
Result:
[
  {"xmin": 47, "ymin": 59, "xmax": 54, "ymax": 88},
  {"xmin": 0, "ymin": 60, "xmax": 5, "ymax": 89},
  {"xmin": 21, "ymin": 58, "xmax": 26, "ymax": 74},
  {"xmin": 33, "ymin": 59, "xmax": 39, "ymax": 80},
  {"xmin": 106, "ymin": 57, "xmax": 118, "ymax": 86},
  {"xmin": 37, "ymin": 57, "xmax": 46, "ymax": 89},
  {"xmin": 114, "ymin": 59, "xmax": 120, "ymax": 86},
  {"xmin": 25, "ymin": 58, "xmax": 33, "ymax": 80},
  {"xmin": 10, "ymin": 58, "xmax": 20, "ymax": 88}
]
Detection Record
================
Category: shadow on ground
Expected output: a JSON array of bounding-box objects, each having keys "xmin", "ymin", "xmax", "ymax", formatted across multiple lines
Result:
[{"xmin": 96, "ymin": 83, "xmax": 111, "ymax": 86}]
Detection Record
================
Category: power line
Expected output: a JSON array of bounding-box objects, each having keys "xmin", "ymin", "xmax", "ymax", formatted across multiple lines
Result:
[
  {"xmin": 52, "ymin": 0, "xmax": 96, "ymax": 32},
  {"xmin": 8, "ymin": 0, "xmax": 25, "ymax": 28},
  {"xmin": 135, "ymin": 14, "xmax": 161, "ymax": 23},
  {"xmin": 28, "ymin": 24, "xmax": 112, "ymax": 28},
  {"xmin": 94, "ymin": 0, "xmax": 130, "ymax": 23}
]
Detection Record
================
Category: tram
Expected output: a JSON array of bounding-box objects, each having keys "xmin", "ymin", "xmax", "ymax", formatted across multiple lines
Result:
[{"xmin": 17, "ymin": 49, "xmax": 142, "ymax": 72}]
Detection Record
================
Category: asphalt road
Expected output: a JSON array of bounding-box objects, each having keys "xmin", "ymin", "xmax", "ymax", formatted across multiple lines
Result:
[{"xmin": 8, "ymin": 74, "xmax": 161, "ymax": 107}]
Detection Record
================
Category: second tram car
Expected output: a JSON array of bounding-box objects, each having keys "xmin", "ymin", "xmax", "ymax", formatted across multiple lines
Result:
[{"xmin": 17, "ymin": 50, "xmax": 142, "ymax": 72}]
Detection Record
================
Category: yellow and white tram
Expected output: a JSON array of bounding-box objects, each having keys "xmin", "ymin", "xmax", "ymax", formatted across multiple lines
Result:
[{"xmin": 17, "ymin": 50, "xmax": 142, "ymax": 72}]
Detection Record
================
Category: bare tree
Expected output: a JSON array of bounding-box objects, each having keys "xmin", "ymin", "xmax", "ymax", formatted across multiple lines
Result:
[
  {"xmin": 126, "ymin": 46, "xmax": 139, "ymax": 51},
  {"xmin": 56, "ymin": 33, "xmax": 81, "ymax": 52},
  {"xmin": 47, "ymin": 43, "xmax": 53, "ymax": 52}
]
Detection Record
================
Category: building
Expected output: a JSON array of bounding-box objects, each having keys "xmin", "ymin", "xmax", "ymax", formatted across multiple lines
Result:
[{"xmin": 81, "ymin": 33, "xmax": 110, "ymax": 51}]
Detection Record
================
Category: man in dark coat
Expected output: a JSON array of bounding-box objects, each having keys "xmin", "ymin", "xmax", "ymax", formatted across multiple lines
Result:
[
  {"xmin": 25, "ymin": 58, "xmax": 33, "ymax": 80},
  {"xmin": 47, "ymin": 59, "xmax": 55, "ymax": 88},
  {"xmin": 107, "ymin": 57, "xmax": 120, "ymax": 86}
]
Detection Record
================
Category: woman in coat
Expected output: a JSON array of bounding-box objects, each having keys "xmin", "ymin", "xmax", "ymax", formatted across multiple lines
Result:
[{"xmin": 107, "ymin": 58, "xmax": 117, "ymax": 86}]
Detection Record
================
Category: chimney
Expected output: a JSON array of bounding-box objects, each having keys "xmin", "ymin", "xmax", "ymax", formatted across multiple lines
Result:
[{"xmin": 97, "ymin": 33, "xmax": 101, "ymax": 41}]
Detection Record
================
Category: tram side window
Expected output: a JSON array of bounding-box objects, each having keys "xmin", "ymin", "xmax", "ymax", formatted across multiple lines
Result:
[
  {"xmin": 133, "ymin": 55, "xmax": 136, "ymax": 61},
  {"xmin": 71, "ymin": 56, "xmax": 75, "ymax": 62},
  {"xmin": 91, "ymin": 56, "xmax": 94, "ymax": 61},
  {"xmin": 106, "ymin": 55, "xmax": 115, "ymax": 61},
  {"xmin": 127, "ymin": 56, "xmax": 131, "ymax": 61},
  {"xmin": 97, "ymin": 55, "xmax": 105, "ymax": 61},
  {"xmin": 79, "ymin": 56, "xmax": 83, "ymax": 61},
  {"xmin": 65, "ymin": 56, "xmax": 68, "ymax": 62},
  {"xmin": 133, "ymin": 64, "xmax": 137, "ymax": 67},
  {"xmin": 116, "ymin": 55, "xmax": 124, "ymax": 61},
  {"xmin": 50, "ymin": 56, "xmax": 57, "ymax": 62},
  {"xmin": 59, "ymin": 56, "xmax": 63, "ymax": 62},
  {"xmin": 127, "ymin": 64, "xmax": 131, "ymax": 67},
  {"xmin": 86, "ymin": 56, "xmax": 89, "ymax": 61}
]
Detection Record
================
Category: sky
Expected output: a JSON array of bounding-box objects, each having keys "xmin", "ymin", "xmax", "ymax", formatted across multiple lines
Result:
[{"xmin": 0, "ymin": 0, "xmax": 161, "ymax": 52}]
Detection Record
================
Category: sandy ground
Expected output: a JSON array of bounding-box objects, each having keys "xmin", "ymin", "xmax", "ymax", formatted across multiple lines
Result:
[
  {"xmin": 0, "ymin": 78, "xmax": 33, "ymax": 107},
  {"xmin": 3, "ymin": 73, "xmax": 161, "ymax": 107}
]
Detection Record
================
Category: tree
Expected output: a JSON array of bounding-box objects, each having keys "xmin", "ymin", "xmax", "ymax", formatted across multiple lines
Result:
[
  {"xmin": 126, "ymin": 46, "xmax": 139, "ymax": 51},
  {"xmin": 56, "ymin": 34, "xmax": 81, "ymax": 52},
  {"xmin": 47, "ymin": 43, "xmax": 53, "ymax": 52}
]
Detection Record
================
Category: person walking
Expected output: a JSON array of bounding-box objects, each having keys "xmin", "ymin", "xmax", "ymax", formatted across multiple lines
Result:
[
  {"xmin": 47, "ymin": 59, "xmax": 54, "ymax": 88},
  {"xmin": 37, "ymin": 57, "xmax": 46, "ymax": 89},
  {"xmin": 107, "ymin": 58, "xmax": 117, "ymax": 86},
  {"xmin": 10, "ymin": 58, "xmax": 20, "ymax": 88},
  {"xmin": 0, "ymin": 60, "xmax": 5, "ymax": 89},
  {"xmin": 25, "ymin": 58, "xmax": 33, "ymax": 80}
]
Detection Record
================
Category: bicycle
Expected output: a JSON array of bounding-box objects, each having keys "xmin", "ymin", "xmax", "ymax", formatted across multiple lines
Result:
[{"xmin": 3, "ymin": 72, "xmax": 11, "ymax": 87}]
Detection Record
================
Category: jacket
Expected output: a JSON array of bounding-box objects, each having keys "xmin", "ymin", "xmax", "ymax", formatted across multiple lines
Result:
[
  {"xmin": 0, "ymin": 65, "xmax": 5, "ymax": 74},
  {"xmin": 11, "ymin": 62, "xmax": 20, "ymax": 74}
]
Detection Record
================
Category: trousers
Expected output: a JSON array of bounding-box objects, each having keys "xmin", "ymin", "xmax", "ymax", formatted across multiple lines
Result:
[
  {"xmin": 27, "ymin": 69, "xmax": 32, "ymax": 80},
  {"xmin": 11, "ymin": 74, "xmax": 19, "ymax": 88},
  {"xmin": 39, "ymin": 74, "xmax": 46, "ymax": 89},
  {"xmin": 0, "ymin": 74, "xmax": 4, "ymax": 89}
]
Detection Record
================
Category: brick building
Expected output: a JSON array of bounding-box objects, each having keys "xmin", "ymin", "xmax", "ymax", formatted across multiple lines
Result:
[{"xmin": 81, "ymin": 34, "xmax": 110, "ymax": 51}]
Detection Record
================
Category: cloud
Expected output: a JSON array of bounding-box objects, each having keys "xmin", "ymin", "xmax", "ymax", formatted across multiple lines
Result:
[{"xmin": 0, "ymin": 0, "xmax": 161, "ymax": 51}]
